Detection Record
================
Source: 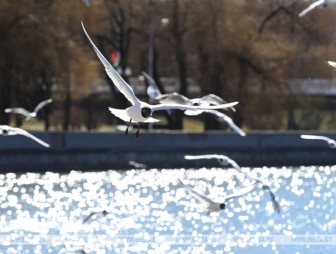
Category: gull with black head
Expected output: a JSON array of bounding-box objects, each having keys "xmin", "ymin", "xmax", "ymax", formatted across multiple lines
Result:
[{"xmin": 82, "ymin": 22, "xmax": 238, "ymax": 137}]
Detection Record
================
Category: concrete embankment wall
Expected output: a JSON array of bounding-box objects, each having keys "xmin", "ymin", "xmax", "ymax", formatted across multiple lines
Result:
[{"xmin": 0, "ymin": 131, "xmax": 335, "ymax": 172}]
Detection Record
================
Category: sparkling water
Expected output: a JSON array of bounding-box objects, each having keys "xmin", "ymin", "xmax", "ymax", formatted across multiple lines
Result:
[{"xmin": 0, "ymin": 166, "xmax": 335, "ymax": 253}]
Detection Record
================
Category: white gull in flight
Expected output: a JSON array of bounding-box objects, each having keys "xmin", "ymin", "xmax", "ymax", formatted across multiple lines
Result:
[
  {"xmin": 5, "ymin": 98, "xmax": 52, "ymax": 121},
  {"xmin": 178, "ymin": 178, "xmax": 255, "ymax": 214},
  {"xmin": 0, "ymin": 125, "xmax": 50, "ymax": 148},
  {"xmin": 300, "ymin": 134, "xmax": 336, "ymax": 149},
  {"xmin": 184, "ymin": 154, "xmax": 280, "ymax": 213},
  {"xmin": 81, "ymin": 22, "xmax": 238, "ymax": 137}
]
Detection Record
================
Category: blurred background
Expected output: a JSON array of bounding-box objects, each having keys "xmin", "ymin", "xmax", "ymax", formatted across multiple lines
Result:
[{"xmin": 1, "ymin": 0, "xmax": 336, "ymax": 133}]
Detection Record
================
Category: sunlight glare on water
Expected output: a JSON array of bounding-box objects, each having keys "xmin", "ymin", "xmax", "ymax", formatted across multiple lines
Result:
[{"xmin": 0, "ymin": 166, "xmax": 335, "ymax": 253}]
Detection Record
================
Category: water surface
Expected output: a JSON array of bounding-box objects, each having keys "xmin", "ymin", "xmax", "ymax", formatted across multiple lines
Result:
[{"xmin": 0, "ymin": 166, "xmax": 335, "ymax": 253}]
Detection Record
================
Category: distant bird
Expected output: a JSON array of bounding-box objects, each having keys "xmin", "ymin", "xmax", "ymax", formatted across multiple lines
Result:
[
  {"xmin": 155, "ymin": 92, "xmax": 236, "ymax": 112},
  {"xmin": 178, "ymin": 178, "xmax": 255, "ymax": 214},
  {"xmin": 82, "ymin": 22, "xmax": 238, "ymax": 137},
  {"xmin": 82, "ymin": 0, "xmax": 90, "ymax": 7},
  {"xmin": 5, "ymin": 98, "xmax": 52, "ymax": 121},
  {"xmin": 327, "ymin": 61, "xmax": 336, "ymax": 69},
  {"xmin": 142, "ymin": 71, "xmax": 162, "ymax": 100},
  {"xmin": 299, "ymin": 0, "xmax": 327, "ymax": 17},
  {"xmin": 128, "ymin": 160, "xmax": 147, "ymax": 169},
  {"xmin": 184, "ymin": 154, "xmax": 280, "ymax": 213},
  {"xmin": 300, "ymin": 134, "xmax": 336, "ymax": 149},
  {"xmin": 0, "ymin": 125, "xmax": 50, "ymax": 148},
  {"xmin": 185, "ymin": 109, "xmax": 245, "ymax": 136},
  {"xmin": 82, "ymin": 210, "xmax": 109, "ymax": 224}
]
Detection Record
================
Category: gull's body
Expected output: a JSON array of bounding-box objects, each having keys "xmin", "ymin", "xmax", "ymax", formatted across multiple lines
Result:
[
  {"xmin": 82, "ymin": 210, "xmax": 109, "ymax": 224},
  {"xmin": 299, "ymin": 0, "xmax": 327, "ymax": 17},
  {"xmin": 5, "ymin": 98, "xmax": 52, "ymax": 121},
  {"xmin": 300, "ymin": 134, "xmax": 336, "ymax": 149},
  {"xmin": 178, "ymin": 179, "xmax": 255, "ymax": 213},
  {"xmin": 0, "ymin": 125, "xmax": 50, "ymax": 148},
  {"xmin": 184, "ymin": 154, "xmax": 280, "ymax": 213},
  {"xmin": 82, "ymin": 22, "xmax": 238, "ymax": 136}
]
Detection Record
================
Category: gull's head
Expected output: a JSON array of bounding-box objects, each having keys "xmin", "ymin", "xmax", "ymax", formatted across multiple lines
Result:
[
  {"xmin": 218, "ymin": 157, "xmax": 229, "ymax": 166},
  {"xmin": 219, "ymin": 203, "xmax": 225, "ymax": 210},
  {"xmin": 1, "ymin": 128, "xmax": 8, "ymax": 135},
  {"xmin": 328, "ymin": 141, "xmax": 336, "ymax": 149},
  {"xmin": 141, "ymin": 107, "xmax": 152, "ymax": 118}
]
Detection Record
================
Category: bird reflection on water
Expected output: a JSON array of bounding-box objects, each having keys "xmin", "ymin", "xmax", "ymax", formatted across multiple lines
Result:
[{"xmin": 0, "ymin": 166, "xmax": 335, "ymax": 253}]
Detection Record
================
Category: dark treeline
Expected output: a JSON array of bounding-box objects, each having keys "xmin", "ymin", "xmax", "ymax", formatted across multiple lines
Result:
[{"xmin": 1, "ymin": 0, "xmax": 336, "ymax": 131}]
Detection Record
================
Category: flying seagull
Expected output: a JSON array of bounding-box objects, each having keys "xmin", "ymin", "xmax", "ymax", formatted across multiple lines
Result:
[
  {"xmin": 5, "ymin": 98, "xmax": 52, "ymax": 121},
  {"xmin": 142, "ymin": 71, "xmax": 162, "ymax": 100},
  {"xmin": 184, "ymin": 109, "xmax": 245, "ymax": 136},
  {"xmin": 0, "ymin": 125, "xmax": 50, "ymax": 148},
  {"xmin": 300, "ymin": 134, "xmax": 336, "ymax": 149},
  {"xmin": 155, "ymin": 92, "xmax": 236, "ymax": 113},
  {"xmin": 184, "ymin": 154, "xmax": 280, "ymax": 213},
  {"xmin": 82, "ymin": 210, "xmax": 109, "ymax": 224},
  {"xmin": 299, "ymin": 0, "xmax": 327, "ymax": 17},
  {"xmin": 178, "ymin": 179, "xmax": 255, "ymax": 214},
  {"xmin": 81, "ymin": 24, "xmax": 239, "ymax": 136},
  {"xmin": 82, "ymin": 0, "xmax": 90, "ymax": 7},
  {"xmin": 128, "ymin": 160, "xmax": 147, "ymax": 169}
]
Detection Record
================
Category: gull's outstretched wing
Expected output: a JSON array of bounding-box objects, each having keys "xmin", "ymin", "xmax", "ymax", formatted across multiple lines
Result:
[
  {"xmin": 205, "ymin": 110, "xmax": 245, "ymax": 136},
  {"xmin": 150, "ymin": 101, "xmax": 239, "ymax": 112},
  {"xmin": 178, "ymin": 179, "xmax": 215, "ymax": 205},
  {"xmin": 268, "ymin": 189, "xmax": 280, "ymax": 213},
  {"xmin": 224, "ymin": 185, "xmax": 256, "ymax": 202},
  {"xmin": 12, "ymin": 127, "xmax": 50, "ymax": 148},
  {"xmin": 82, "ymin": 211, "xmax": 105, "ymax": 224},
  {"xmin": 184, "ymin": 154, "xmax": 223, "ymax": 161},
  {"xmin": 34, "ymin": 98, "xmax": 52, "ymax": 114},
  {"xmin": 299, "ymin": 0, "xmax": 325, "ymax": 17},
  {"xmin": 82, "ymin": 22, "xmax": 140, "ymax": 106},
  {"xmin": 300, "ymin": 134, "xmax": 332, "ymax": 142},
  {"xmin": 155, "ymin": 93, "xmax": 193, "ymax": 105},
  {"xmin": 328, "ymin": 61, "xmax": 336, "ymax": 69},
  {"xmin": 4, "ymin": 108, "xmax": 31, "ymax": 117},
  {"xmin": 142, "ymin": 71, "xmax": 162, "ymax": 99}
]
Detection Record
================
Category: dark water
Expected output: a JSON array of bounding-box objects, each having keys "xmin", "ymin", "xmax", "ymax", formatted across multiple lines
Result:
[{"xmin": 0, "ymin": 166, "xmax": 335, "ymax": 253}]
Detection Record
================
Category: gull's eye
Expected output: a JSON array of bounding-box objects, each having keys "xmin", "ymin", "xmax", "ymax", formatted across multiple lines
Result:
[
  {"xmin": 220, "ymin": 203, "xmax": 225, "ymax": 209},
  {"xmin": 141, "ymin": 107, "xmax": 152, "ymax": 118},
  {"xmin": 2, "ymin": 129, "xmax": 8, "ymax": 135}
]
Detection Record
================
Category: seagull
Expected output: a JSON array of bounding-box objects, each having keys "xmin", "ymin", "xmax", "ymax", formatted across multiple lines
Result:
[
  {"xmin": 327, "ymin": 61, "xmax": 336, "ymax": 69},
  {"xmin": 128, "ymin": 160, "xmax": 147, "ymax": 169},
  {"xmin": 82, "ymin": 0, "xmax": 90, "ymax": 7},
  {"xmin": 185, "ymin": 109, "xmax": 245, "ymax": 136},
  {"xmin": 300, "ymin": 134, "xmax": 336, "ymax": 149},
  {"xmin": 184, "ymin": 154, "xmax": 280, "ymax": 213},
  {"xmin": 155, "ymin": 92, "xmax": 236, "ymax": 112},
  {"xmin": 81, "ymin": 22, "xmax": 238, "ymax": 137},
  {"xmin": 178, "ymin": 178, "xmax": 255, "ymax": 214},
  {"xmin": 82, "ymin": 210, "xmax": 109, "ymax": 224},
  {"xmin": 142, "ymin": 71, "xmax": 162, "ymax": 100},
  {"xmin": 0, "ymin": 125, "xmax": 50, "ymax": 148},
  {"xmin": 299, "ymin": 0, "xmax": 327, "ymax": 17},
  {"xmin": 5, "ymin": 98, "xmax": 52, "ymax": 121}
]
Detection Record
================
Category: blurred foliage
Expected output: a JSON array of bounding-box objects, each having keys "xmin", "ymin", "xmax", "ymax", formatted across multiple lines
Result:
[{"xmin": 1, "ymin": 0, "xmax": 336, "ymax": 131}]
